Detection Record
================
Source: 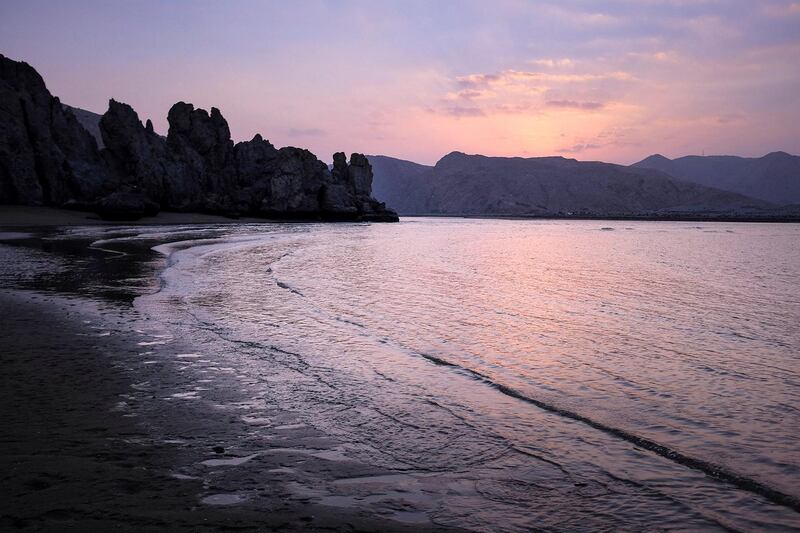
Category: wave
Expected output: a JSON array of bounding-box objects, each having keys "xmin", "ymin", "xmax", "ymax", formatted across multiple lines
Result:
[
  {"xmin": 136, "ymin": 223, "xmax": 800, "ymax": 520},
  {"xmin": 417, "ymin": 351, "xmax": 800, "ymax": 513}
]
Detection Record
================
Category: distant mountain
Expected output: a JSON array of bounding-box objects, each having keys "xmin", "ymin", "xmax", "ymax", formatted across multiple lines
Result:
[
  {"xmin": 367, "ymin": 155, "xmax": 433, "ymax": 214},
  {"xmin": 369, "ymin": 152, "xmax": 770, "ymax": 217},
  {"xmin": 632, "ymin": 152, "xmax": 800, "ymax": 205}
]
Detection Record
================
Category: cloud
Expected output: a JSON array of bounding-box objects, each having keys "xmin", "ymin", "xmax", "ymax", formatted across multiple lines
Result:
[
  {"xmin": 530, "ymin": 58, "xmax": 575, "ymax": 68},
  {"xmin": 456, "ymin": 89, "xmax": 485, "ymax": 100},
  {"xmin": 430, "ymin": 105, "xmax": 485, "ymax": 118},
  {"xmin": 285, "ymin": 127, "xmax": 326, "ymax": 137},
  {"xmin": 716, "ymin": 112, "xmax": 746, "ymax": 124},
  {"xmin": 537, "ymin": 4, "xmax": 623, "ymax": 27},
  {"xmin": 626, "ymin": 50, "xmax": 679, "ymax": 63},
  {"xmin": 456, "ymin": 69, "xmax": 634, "ymax": 89},
  {"xmin": 456, "ymin": 73, "xmax": 502, "ymax": 89},
  {"xmin": 546, "ymin": 100, "xmax": 605, "ymax": 110},
  {"xmin": 557, "ymin": 143, "xmax": 603, "ymax": 154},
  {"xmin": 761, "ymin": 2, "xmax": 800, "ymax": 16}
]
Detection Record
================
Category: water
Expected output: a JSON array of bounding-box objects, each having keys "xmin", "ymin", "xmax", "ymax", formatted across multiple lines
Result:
[{"xmin": 5, "ymin": 218, "xmax": 799, "ymax": 530}]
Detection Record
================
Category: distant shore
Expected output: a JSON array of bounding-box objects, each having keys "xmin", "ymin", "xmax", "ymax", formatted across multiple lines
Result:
[
  {"xmin": 0, "ymin": 206, "xmax": 272, "ymax": 227},
  {"xmin": 3, "ymin": 205, "xmax": 799, "ymax": 229},
  {"xmin": 400, "ymin": 212, "xmax": 800, "ymax": 223}
]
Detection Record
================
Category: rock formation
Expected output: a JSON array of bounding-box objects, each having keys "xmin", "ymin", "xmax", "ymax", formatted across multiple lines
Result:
[
  {"xmin": 0, "ymin": 54, "xmax": 398, "ymax": 221},
  {"xmin": 0, "ymin": 55, "xmax": 113, "ymax": 207}
]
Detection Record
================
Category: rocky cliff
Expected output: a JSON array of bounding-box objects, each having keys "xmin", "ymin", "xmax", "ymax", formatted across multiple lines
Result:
[{"xmin": 0, "ymin": 54, "xmax": 397, "ymax": 221}]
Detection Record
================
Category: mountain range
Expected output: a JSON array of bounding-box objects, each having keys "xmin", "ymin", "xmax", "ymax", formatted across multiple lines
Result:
[
  {"xmin": 367, "ymin": 152, "xmax": 796, "ymax": 218},
  {"xmin": 632, "ymin": 152, "xmax": 800, "ymax": 205}
]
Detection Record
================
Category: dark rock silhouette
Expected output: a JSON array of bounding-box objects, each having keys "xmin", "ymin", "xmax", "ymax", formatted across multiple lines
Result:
[
  {"xmin": 0, "ymin": 54, "xmax": 398, "ymax": 221},
  {"xmin": 632, "ymin": 152, "xmax": 800, "ymax": 205},
  {"xmin": 0, "ymin": 55, "xmax": 112, "ymax": 206},
  {"xmin": 369, "ymin": 152, "xmax": 771, "ymax": 216}
]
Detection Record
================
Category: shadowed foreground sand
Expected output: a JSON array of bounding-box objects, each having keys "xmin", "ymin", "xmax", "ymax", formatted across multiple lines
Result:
[
  {"xmin": 0, "ymin": 206, "xmax": 270, "ymax": 227},
  {"xmin": 0, "ymin": 291, "xmax": 461, "ymax": 532}
]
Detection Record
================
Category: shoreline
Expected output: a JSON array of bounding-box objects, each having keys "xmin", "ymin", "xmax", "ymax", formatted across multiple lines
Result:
[
  {"xmin": 3, "ymin": 205, "xmax": 800, "ymax": 229},
  {"xmin": 400, "ymin": 212, "xmax": 800, "ymax": 223},
  {"xmin": 0, "ymin": 206, "xmax": 274, "ymax": 227},
  {"xmin": 3, "ymin": 220, "xmax": 799, "ymax": 531},
  {"xmin": 0, "ymin": 254, "xmax": 461, "ymax": 531}
]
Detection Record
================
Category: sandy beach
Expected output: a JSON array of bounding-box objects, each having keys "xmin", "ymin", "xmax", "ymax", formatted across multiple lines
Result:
[{"xmin": 0, "ymin": 231, "xmax": 462, "ymax": 532}]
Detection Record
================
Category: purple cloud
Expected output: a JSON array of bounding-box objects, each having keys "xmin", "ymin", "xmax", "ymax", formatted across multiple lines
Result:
[{"xmin": 546, "ymin": 100, "xmax": 605, "ymax": 110}]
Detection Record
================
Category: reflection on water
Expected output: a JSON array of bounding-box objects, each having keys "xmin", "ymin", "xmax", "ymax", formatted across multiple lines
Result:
[
  {"xmin": 135, "ymin": 218, "xmax": 800, "ymax": 530},
  {"xmin": 3, "ymin": 218, "xmax": 799, "ymax": 530}
]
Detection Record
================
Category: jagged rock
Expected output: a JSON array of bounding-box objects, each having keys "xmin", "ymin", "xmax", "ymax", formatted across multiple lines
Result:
[
  {"xmin": 0, "ymin": 54, "xmax": 111, "ymax": 205},
  {"xmin": 101, "ymin": 100, "xmax": 169, "ymax": 204},
  {"xmin": 347, "ymin": 152, "xmax": 373, "ymax": 197},
  {"xmin": 100, "ymin": 99, "xmax": 206, "ymax": 211},
  {"xmin": 231, "ymin": 134, "xmax": 279, "ymax": 213},
  {"xmin": 321, "ymin": 151, "xmax": 397, "ymax": 220},
  {"xmin": 167, "ymin": 102, "xmax": 237, "ymax": 209},
  {"xmin": 0, "ymin": 54, "xmax": 399, "ymax": 222},
  {"xmin": 261, "ymin": 146, "xmax": 331, "ymax": 217},
  {"xmin": 234, "ymin": 134, "xmax": 278, "ymax": 186}
]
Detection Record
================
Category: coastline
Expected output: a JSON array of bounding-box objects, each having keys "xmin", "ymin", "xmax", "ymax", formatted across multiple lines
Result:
[
  {"xmin": 0, "ymin": 241, "xmax": 461, "ymax": 531},
  {"xmin": 399, "ymin": 212, "xmax": 800, "ymax": 223},
  {"xmin": 3, "ymin": 205, "xmax": 800, "ymax": 230},
  {"xmin": 3, "ymin": 219, "xmax": 799, "ymax": 531},
  {"xmin": 0, "ymin": 206, "xmax": 272, "ymax": 227}
]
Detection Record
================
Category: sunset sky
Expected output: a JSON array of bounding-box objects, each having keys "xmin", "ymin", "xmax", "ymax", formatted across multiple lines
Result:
[{"xmin": 1, "ymin": 0, "xmax": 799, "ymax": 165}]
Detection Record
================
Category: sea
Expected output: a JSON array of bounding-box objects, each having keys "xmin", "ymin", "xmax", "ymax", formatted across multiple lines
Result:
[{"xmin": 2, "ymin": 217, "xmax": 799, "ymax": 531}]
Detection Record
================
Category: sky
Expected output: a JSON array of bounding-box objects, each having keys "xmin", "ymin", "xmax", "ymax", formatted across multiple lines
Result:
[{"xmin": 1, "ymin": 0, "xmax": 799, "ymax": 165}]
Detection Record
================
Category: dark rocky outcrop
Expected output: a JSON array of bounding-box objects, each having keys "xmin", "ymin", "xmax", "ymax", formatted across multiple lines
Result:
[
  {"xmin": 0, "ymin": 54, "xmax": 398, "ymax": 222},
  {"xmin": 0, "ymin": 55, "xmax": 112, "ymax": 207}
]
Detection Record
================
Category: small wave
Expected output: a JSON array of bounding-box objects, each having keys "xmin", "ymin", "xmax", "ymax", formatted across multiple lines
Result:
[
  {"xmin": 276, "ymin": 280, "xmax": 304, "ymax": 296},
  {"xmin": 416, "ymin": 352, "xmax": 800, "ymax": 512},
  {"xmin": 336, "ymin": 317, "xmax": 365, "ymax": 328}
]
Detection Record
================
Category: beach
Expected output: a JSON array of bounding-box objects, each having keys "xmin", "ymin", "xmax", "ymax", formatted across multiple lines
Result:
[
  {"xmin": 0, "ymin": 217, "xmax": 461, "ymax": 532},
  {"xmin": 1, "ymin": 212, "xmax": 799, "ymax": 532}
]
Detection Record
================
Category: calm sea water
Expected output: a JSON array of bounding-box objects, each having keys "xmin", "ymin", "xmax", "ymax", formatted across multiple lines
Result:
[
  {"xmin": 7, "ymin": 218, "xmax": 795, "ymax": 530},
  {"xmin": 130, "ymin": 218, "xmax": 800, "ymax": 530}
]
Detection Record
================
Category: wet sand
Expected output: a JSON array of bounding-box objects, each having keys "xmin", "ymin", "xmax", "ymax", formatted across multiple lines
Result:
[
  {"xmin": 0, "ymin": 206, "xmax": 269, "ymax": 227},
  {"xmin": 0, "ymin": 287, "xmax": 461, "ymax": 531}
]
